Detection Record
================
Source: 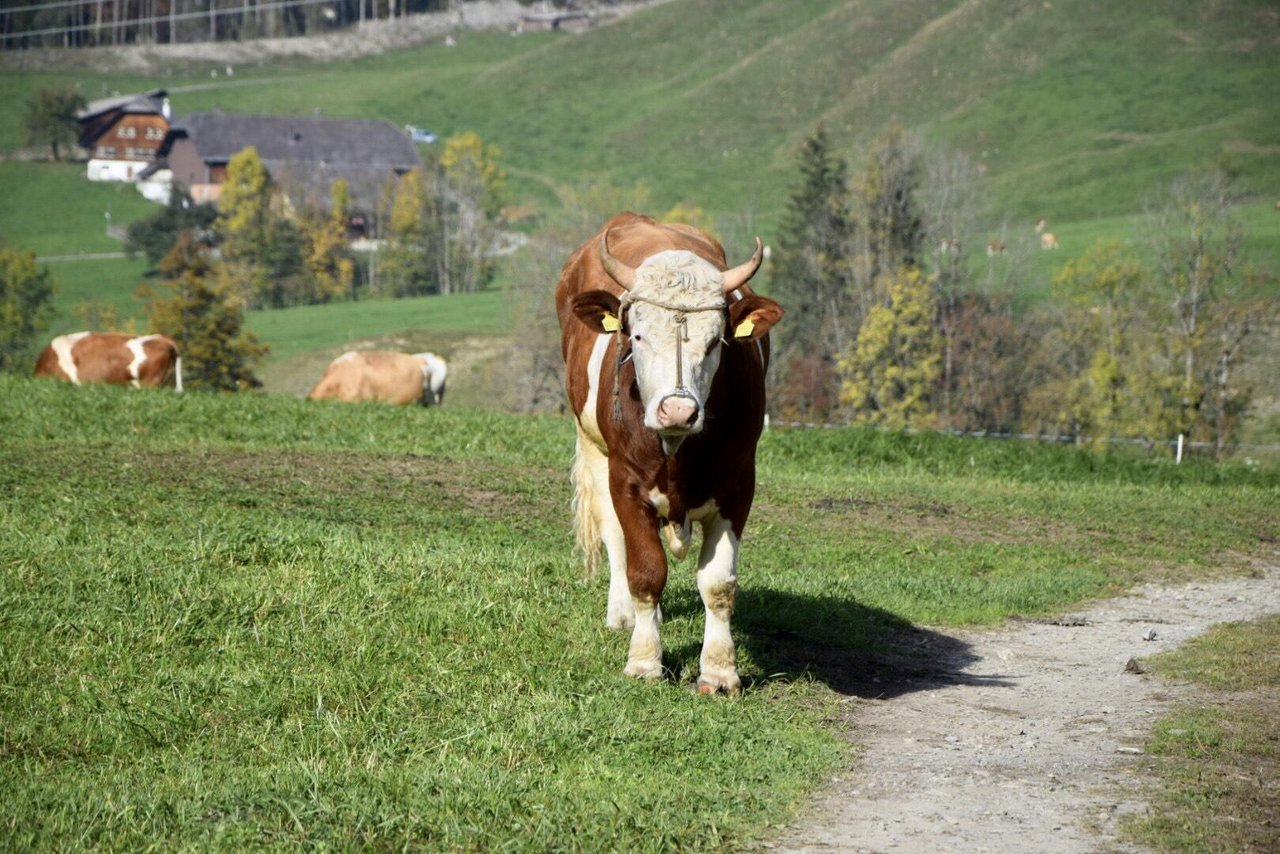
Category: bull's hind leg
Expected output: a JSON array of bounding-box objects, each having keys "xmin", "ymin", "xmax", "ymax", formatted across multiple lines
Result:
[
  {"xmin": 572, "ymin": 429, "xmax": 634, "ymax": 629},
  {"xmin": 695, "ymin": 514, "xmax": 741, "ymax": 695}
]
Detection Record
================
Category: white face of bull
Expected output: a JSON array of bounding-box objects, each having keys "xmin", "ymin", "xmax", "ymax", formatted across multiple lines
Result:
[
  {"xmin": 571, "ymin": 230, "xmax": 780, "ymax": 457},
  {"xmin": 624, "ymin": 251, "xmax": 728, "ymax": 444}
]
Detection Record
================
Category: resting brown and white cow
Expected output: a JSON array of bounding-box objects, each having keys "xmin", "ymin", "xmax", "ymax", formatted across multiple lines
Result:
[
  {"xmin": 33, "ymin": 331, "xmax": 183, "ymax": 390},
  {"xmin": 307, "ymin": 350, "xmax": 447, "ymax": 406},
  {"xmin": 556, "ymin": 212, "xmax": 783, "ymax": 694}
]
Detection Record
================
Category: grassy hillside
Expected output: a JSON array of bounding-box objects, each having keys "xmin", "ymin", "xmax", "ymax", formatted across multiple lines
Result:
[
  {"xmin": 1, "ymin": 375, "xmax": 1275, "ymax": 847},
  {"xmin": 1, "ymin": 0, "xmax": 1275, "ymax": 426},
  {"xmin": 2, "ymin": 0, "xmax": 1276, "ymax": 238}
]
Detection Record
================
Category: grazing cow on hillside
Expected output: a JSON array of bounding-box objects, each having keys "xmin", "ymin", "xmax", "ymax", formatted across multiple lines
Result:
[
  {"xmin": 308, "ymin": 350, "xmax": 447, "ymax": 406},
  {"xmin": 1040, "ymin": 232, "xmax": 1060, "ymax": 250},
  {"xmin": 556, "ymin": 212, "xmax": 783, "ymax": 694},
  {"xmin": 987, "ymin": 240, "xmax": 1007, "ymax": 256},
  {"xmin": 1035, "ymin": 216, "xmax": 1048, "ymax": 233},
  {"xmin": 33, "ymin": 331, "xmax": 183, "ymax": 390},
  {"xmin": 939, "ymin": 238, "xmax": 962, "ymax": 254}
]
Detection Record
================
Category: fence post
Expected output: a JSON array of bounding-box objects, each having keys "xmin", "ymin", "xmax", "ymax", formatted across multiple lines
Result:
[{"xmin": 1176, "ymin": 433, "xmax": 1184, "ymax": 464}]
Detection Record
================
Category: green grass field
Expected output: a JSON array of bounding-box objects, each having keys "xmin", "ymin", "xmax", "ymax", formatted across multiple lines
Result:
[
  {"xmin": 1126, "ymin": 616, "xmax": 1280, "ymax": 852},
  {"xmin": 1, "ymin": 375, "xmax": 1276, "ymax": 848}
]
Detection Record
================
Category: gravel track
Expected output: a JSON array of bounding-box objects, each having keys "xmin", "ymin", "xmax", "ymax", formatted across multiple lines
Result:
[{"xmin": 769, "ymin": 567, "xmax": 1279, "ymax": 853}]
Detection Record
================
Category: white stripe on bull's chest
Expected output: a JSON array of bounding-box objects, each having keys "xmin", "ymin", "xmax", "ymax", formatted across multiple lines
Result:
[
  {"xmin": 53, "ymin": 331, "xmax": 91, "ymax": 384},
  {"xmin": 578, "ymin": 332, "xmax": 612, "ymax": 448}
]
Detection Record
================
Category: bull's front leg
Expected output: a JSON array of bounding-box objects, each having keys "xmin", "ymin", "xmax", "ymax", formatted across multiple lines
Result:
[
  {"xmin": 695, "ymin": 514, "xmax": 741, "ymax": 695},
  {"xmin": 618, "ymin": 502, "xmax": 669, "ymax": 681}
]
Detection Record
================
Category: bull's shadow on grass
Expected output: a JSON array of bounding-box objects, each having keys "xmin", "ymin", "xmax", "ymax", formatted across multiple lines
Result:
[{"xmin": 666, "ymin": 587, "xmax": 1008, "ymax": 699}]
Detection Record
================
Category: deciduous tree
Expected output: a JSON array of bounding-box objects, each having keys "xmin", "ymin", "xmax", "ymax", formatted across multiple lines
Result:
[
  {"xmin": 23, "ymin": 83, "xmax": 85, "ymax": 162},
  {"xmin": 300, "ymin": 178, "xmax": 356, "ymax": 304},
  {"xmin": 838, "ymin": 266, "xmax": 940, "ymax": 429},
  {"xmin": 1144, "ymin": 170, "xmax": 1268, "ymax": 455},
  {"xmin": 216, "ymin": 146, "xmax": 304, "ymax": 308},
  {"xmin": 854, "ymin": 121, "xmax": 926, "ymax": 301},
  {"xmin": 0, "ymin": 245, "xmax": 56, "ymax": 372}
]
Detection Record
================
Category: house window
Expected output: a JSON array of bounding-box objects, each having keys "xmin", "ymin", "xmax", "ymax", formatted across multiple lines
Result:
[
  {"xmin": 98, "ymin": 146, "xmax": 117, "ymax": 158},
  {"xmin": 117, "ymin": 125, "xmax": 136, "ymax": 139},
  {"xmin": 145, "ymin": 127, "xmax": 165, "ymax": 140}
]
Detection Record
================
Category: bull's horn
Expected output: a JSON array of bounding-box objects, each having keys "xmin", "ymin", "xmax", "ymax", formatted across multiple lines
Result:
[
  {"xmin": 722, "ymin": 237, "xmax": 764, "ymax": 294},
  {"xmin": 598, "ymin": 229, "xmax": 635, "ymax": 291}
]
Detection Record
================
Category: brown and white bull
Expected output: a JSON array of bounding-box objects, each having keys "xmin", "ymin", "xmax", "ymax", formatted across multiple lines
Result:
[
  {"xmin": 557, "ymin": 212, "xmax": 783, "ymax": 694},
  {"xmin": 307, "ymin": 350, "xmax": 448, "ymax": 406},
  {"xmin": 33, "ymin": 331, "xmax": 183, "ymax": 390}
]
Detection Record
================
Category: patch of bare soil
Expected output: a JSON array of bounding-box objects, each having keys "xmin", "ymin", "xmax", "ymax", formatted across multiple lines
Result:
[{"xmin": 766, "ymin": 566, "xmax": 1280, "ymax": 853}]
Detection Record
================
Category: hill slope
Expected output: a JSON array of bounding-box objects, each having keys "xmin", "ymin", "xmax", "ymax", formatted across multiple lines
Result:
[{"xmin": 3, "ymin": 0, "xmax": 1276, "ymax": 237}]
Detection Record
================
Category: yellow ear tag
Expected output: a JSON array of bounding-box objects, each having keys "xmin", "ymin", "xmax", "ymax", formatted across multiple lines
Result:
[
  {"xmin": 733, "ymin": 318, "xmax": 755, "ymax": 339},
  {"xmin": 602, "ymin": 312, "xmax": 620, "ymax": 333}
]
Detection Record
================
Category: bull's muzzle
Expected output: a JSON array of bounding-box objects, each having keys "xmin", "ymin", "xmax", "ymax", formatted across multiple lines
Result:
[{"xmin": 656, "ymin": 391, "xmax": 700, "ymax": 432}]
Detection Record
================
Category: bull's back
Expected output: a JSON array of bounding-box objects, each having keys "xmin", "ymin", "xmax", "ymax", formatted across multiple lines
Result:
[{"xmin": 309, "ymin": 351, "xmax": 425, "ymax": 405}]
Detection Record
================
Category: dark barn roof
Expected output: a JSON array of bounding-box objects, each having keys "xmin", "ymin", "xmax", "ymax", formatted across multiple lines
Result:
[{"xmin": 166, "ymin": 111, "xmax": 422, "ymax": 209}]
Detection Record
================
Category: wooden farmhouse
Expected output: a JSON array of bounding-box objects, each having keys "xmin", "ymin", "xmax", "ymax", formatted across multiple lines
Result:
[
  {"xmin": 77, "ymin": 88, "xmax": 171, "ymax": 183},
  {"xmin": 158, "ymin": 112, "xmax": 422, "ymax": 213}
]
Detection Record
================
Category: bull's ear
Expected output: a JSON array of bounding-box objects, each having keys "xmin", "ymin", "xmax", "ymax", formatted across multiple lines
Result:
[
  {"xmin": 727, "ymin": 295, "xmax": 783, "ymax": 341},
  {"xmin": 572, "ymin": 291, "xmax": 624, "ymax": 334}
]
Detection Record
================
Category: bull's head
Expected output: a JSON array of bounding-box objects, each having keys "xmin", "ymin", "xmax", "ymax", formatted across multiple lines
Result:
[{"xmin": 573, "ymin": 230, "xmax": 782, "ymax": 454}]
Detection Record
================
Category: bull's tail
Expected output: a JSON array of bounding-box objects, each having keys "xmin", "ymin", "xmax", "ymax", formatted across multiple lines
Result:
[
  {"xmin": 173, "ymin": 356, "xmax": 184, "ymax": 393},
  {"xmin": 571, "ymin": 433, "xmax": 602, "ymax": 578}
]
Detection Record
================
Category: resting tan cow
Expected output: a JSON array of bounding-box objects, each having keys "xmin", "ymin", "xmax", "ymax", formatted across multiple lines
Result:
[
  {"xmin": 33, "ymin": 331, "xmax": 183, "ymax": 390},
  {"xmin": 307, "ymin": 350, "xmax": 447, "ymax": 406},
  {"xmin": 557, "ymin": 212, "xmax": 783, "ymax": 694},
  {"xmin": 1040, "ymin": 232, "xmax": 1060, "ymax": 250}
]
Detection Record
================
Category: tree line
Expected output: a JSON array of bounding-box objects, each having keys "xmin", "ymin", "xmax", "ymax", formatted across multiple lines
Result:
[
  {"xmin": 766, "ymin": 125, "xmax": 1273, "ymax": 458},
  {"xmin": 1, "ymin": 127, "xmax": 506, "ymax": 391}
]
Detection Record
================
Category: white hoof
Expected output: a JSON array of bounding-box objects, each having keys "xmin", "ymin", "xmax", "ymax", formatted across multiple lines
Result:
[
  {"xmin": 624, "ymin": 659, "xmax": 663, "ymax": 681},
  {"xmin": 696, "ymin": 668, "xmax": 742, "ymax": 696}
]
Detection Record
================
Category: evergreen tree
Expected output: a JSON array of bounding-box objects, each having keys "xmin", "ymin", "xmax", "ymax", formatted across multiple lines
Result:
[
  {"xmin": 769, "ymin": 127, "xmax": 855, "ymax": 420},
  {"xmin": 139, "ymin": 233, "xmax": 267, "ymax": 391},
  {"xmin": 772, "ymin": 127, "xmax": 855, "ymax": 353},
  {"xmin": 0, "ymin": 245, "xmax": 56, "ymax": 372},
  {"xmin": 125, "ymin": 185, "xmax": 218, "ymax": 267}
]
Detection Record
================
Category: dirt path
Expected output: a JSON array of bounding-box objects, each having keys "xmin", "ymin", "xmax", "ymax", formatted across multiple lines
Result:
[{"xmin": 768, "ymin": 566, "xmax": 1279, "ymax": 853}]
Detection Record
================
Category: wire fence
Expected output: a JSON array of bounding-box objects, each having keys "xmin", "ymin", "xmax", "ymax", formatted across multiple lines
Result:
[
  {"xmin": 768, "ymin": 419, "xmax": 1280, "ymax": 461},
  {"xmin": 1, "ymin": 0, "xmax": 392, "ymax": 49}
]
